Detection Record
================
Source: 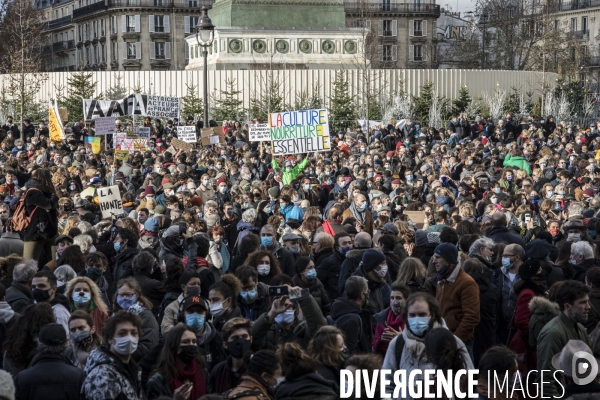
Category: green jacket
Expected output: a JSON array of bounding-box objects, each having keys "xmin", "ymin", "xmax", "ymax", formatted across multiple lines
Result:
[
  {"xmin": 536, "ymin": 312, "xmax": 590, "ymax": 397},
  {"xmin": 272, "ymin": 157, "xmax": 309, "ymax": 185},
  {"xmin": 503, "ymin": 154, "xmax": 532, "ymax": 175},
  {"xmin": 251, "ymin": 294, "xmax": 327, "ymax": 350}
]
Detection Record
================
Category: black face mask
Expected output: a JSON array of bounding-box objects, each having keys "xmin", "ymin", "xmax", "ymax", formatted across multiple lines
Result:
[
  {"xmin": 178, "ymin": 345, "xmax": 199, "ymax": 364},
  {"xmin": 227, "ymin": 337, "xmax": 252, "ymax": 358},
  {"xmin": 32, "ymin": 288, "xmax": 51, "ymax": 303}
]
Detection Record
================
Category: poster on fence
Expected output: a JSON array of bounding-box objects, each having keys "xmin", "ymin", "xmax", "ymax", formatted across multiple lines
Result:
[
  {"xmin": 249, "ymin": 124, "xmax": 271, "ymax": 141},
  {"xmin": 95, "ymin": 117, "xmax": 116, "ymax": 135},
  {"xmin": 98, "ymin": 185, "xmax": 123, "ymax": 219},
  {"xmin": 177, "ymin": 126, "xmax": 197, "ymax": 143},
  {"xmin": 268, "ymin": 109, "xmax": 330, "ymax": 155},
  {"xmin": 83, "ymin": 94, "xmax": 181, "ymax": 120}
]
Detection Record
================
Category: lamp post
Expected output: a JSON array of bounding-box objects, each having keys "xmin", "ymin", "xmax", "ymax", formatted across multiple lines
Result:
[
  {"xmin": 195, "ymin": 7, "xmax": 214, "ymax": 127},
  {"xmin": 465, "ymin": 11, "xmax": 488, "ymax": 69}
]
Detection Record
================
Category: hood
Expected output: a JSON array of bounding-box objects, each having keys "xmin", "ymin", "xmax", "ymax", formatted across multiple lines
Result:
[
  {"xmin": 275, "ymin": 373, "xmax": 338, "ymax": 399},
  {"xmin": 0, "ymin": 302, "xmax": 15, "ymax": 323},
  {"xmin": 84, "ymin": 347, "xmax": 117, "ymax": 375},
  {"xmin": 528, "ymin": 296, "xmax": 560, "ymax": 316},
  {"xmin": 330, "ymin": 297, "xmax": 361, "ymax": 320},
  {"xmin": 51, "ymin": 292, "xmax": 71, "ymax": 310},
  {"xmin": 237, "ymin": 220, "xmax": 259, "ymax": 232},
  {"xmin": 197, "ymin": 320, "xmax": 217, "ymax": 345},
  {"xmin": 345, "ymin": 248, "xmax": 367, "ymax": 260},
  {"xmin": 25, "ymin": 178, "xmax": 51, "ymax": 194},
  {"xmin": 159, "ymin": 238, "xmax": 184, "ymax": 258}
]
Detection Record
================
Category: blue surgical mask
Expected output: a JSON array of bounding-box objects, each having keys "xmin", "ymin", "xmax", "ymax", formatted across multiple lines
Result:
[
  {"xmin": 507, "ymin": 176, "xmax": 513, "ymax": 182},
  {"xmin": 264, "ymin": 206, "xmax": 272, "ymax": 214},
  {"xmin": 241, "ymin": 289, "xmax": 257, "ymax": 301},
  {"xmin": 502, "ymin": 257, "xmax": 512, "ymax": 268},
  {"xmin": 185, "ymin": 313, "xmax": 205, "ymax": 331},
  {"xmin": 407, "ymin": 316, "xmax": 430, "ymax": 336},
  {"xmin": 261, "ymin": 236, "xmax": 273, "ymax": 247},
  {"xmin": 117, "ymin": 295, "xmax": 136, "ymax": 310},
  {"xmin": 304, "ymin": 184, "xmax": 311, "ymax": 191},
  {"xmin": 305, "ymin": 269, "xmax": 317, "ymax": 279},
  {"xmin": 274, "ymin": 309, "xmax": 295, "ymax": 325},
  {"xmin": 73, "ymin": 292, "xmax": 91, "ymax": 305},
  {"xmin": 494, "ymin": 188, "xmax": 501, "ymax": 194},
  {"xmin": 114, "ymin": 242, "xmax": 121, "ymax": 252}
]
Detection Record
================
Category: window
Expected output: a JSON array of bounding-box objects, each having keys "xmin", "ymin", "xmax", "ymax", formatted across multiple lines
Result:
[
  {"xmin": 127, "ymin": 42, "xmax": 137, "ymax": 59},
  {"xmin": 383, "ymin": 20, "xmax": 391, "ymax": 36},
  {"xmin": 112, "ymin": 42, "xmax": 118, "ymax": 60},
  {"xmin": 354, "ymin": 19, "xmax": 371, "ymax": 29},
  {"xmin": 380, "ymin": 0, "xmax": 390, "ymax": 11},
  {"xmin": 571, "ymin": 17, "xmax": 577, "ymax": 31},
  {"xmin": 111, "ymin": 16, "xmax": 117, "ymax": 34},
  {"xmin": 150, "ymin": 42, "xmax": 171, "ymax": 59},
  {"xmin": 154, "ymin": 0, "xmax": 166, "ymax": 5},
  {"xmin": 101, "ymin": 44, "xmax": 105, "ymax": 61},
  {"xmin": 554, "ymin": 19, "xmax": 559, "ymax": 30},
  {"xmin": 188, "ymin": 0, "xmax": 199, "ymax": 6},
  {"xmin": 155, "ymin": 42, "xmax": 165, "ymax": 59},
  {"xmin": 409, "ymin": 44, "xmax": 425, "ymax": 61},
  {"xmin": 379, "ymin": 20, "xmax": 397, "ymax": 37},
  {"xmin": 153, "ymin": 15, "xmax": 164, "ymax": 32},
  {"xmin": 582, "ymin": 16, "xmax": 588, "ymax": 32},
  {"xmin": 100, "ymin": 19, "xmax": 105, "ymax": 36},
  {"xmin": 409, "ymin": 20, "xmax": 427, "ymax": 37},
  {"xmin": 185, "ymin": 42, "xmax": 189, "ymax": 59},
  {"xmin": 122, "ymin": 15, "xmax": 140, "ymax": 33},
  {"xmin": 185, "ymin": 16, "xmax": 200, "ymax": 34},
  {"xmin": 127, "ymin": 16, "xmax": 136, "ymax": 32},
  {"xmin": 93, "ymin": 21, "xmax": 97, "ymax": 38},
  {"xmin": 380, "ymin": 45, "xmax": 397, "ymax": 61}
]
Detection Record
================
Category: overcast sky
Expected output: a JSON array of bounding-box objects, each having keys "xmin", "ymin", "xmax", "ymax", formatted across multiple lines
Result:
[{"xmin": 442, "ymin": 0, "xmax": 476, "ymax": 13}]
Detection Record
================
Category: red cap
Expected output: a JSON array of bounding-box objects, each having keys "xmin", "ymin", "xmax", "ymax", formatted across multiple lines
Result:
[
  {"xmin": 144, "ymin": 186, "xmax": 155, "ymax": 195},
  {"xmin": 386, "ymin": 151, "xmax": 395, "ymax": 158},
  {"xmin": 392, "ymin": 179, "xmax": 401, "ymax": 184},
  {"xmin": 216, "ymin": 177, "xmax": 227, "ymax": 186}
]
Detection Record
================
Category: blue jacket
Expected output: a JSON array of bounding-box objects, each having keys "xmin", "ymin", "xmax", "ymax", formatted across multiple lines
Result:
[{"xmin": 280, "ymin": 203, "xmax": 304, "ymax": 221}]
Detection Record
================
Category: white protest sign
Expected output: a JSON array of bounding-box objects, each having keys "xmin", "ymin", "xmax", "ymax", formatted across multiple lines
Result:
[
  {"xmin": 177, "ymin": 126, "xmax": 197, "ymax": 143},
  {"xmin": 249, "ymin": 123, "xmax": 271, "ymax": 141},
  {"xmin": 97, "ymin": 185, "xmax": 123, "ymax": 219},
  {"xmin": 269, "ymin": 109, "xmax": 331, "ymax": 155},
  {"xmin": 135, "ymin": 127, "xmax": 151, "ymax": 139},
  {"xmin": 95, "ymin": 117, "xmax": 116, "ymax": 135},
  {"xmin": 120, "ymin": 139, "xmax": 135, "ymax": 151}
]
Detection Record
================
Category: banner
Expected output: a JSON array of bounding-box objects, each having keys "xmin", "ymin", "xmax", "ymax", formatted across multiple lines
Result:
[
  {"xmin": 177, "ymin": 126, "xmax": 197, "ymax": 143},
  {"xmin": 83, "ymin": 94, "xmax": 181, "ymax": 120},
  {"xmin": 249, "ymin": 123, "xmax": 271, "ymax": 141},
  {"xmin": 85, "ymin": 136, "xmax": 101, "ymax": 154},
  {"xmin": 115, "ymin": 149, "xmax": 129, "ymax": 161},
  {"xmin": 95, "ymin": 117, "xmax": 116, "ymax": 135},
  {"xmin": 97, "ymin": 185, "xmax": 123, "ymax": 219},
  {"xmin": 134, "ymin": 127, "xmax": 151, "ymax": 139},
  {"xmin": 269, "ymin": 109, "xmax": 330, "ymax": 155},
  {"xmin": 48, "ymin": 107, "xmax": 65, "ymax": 142}
]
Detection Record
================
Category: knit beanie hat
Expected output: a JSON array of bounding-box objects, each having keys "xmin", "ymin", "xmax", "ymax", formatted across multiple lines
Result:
[
  {"xmin": 247, "ymin": 349, "xmax": 279, "ymax": 372},
  {"xmin": 361, "ymin": 249, "xmax": 386, "ymax": 272},
  {"xmin": 415, "ymin": 230, "xmax": 428, "ymax": 247},
  {"xmin": 433, "ymin": 243, "xmax": 458, "ymax": 264},
  {"xmin": 144, "ymin": 217, "xmax": 160, "ymax": 233},
  {"xmin": 268, "ymin": 186, "xmax": 281, "ymax": 198},
  {"xmin": 0, "ymin": 370, "xmax": 14, "ymax": 400}
]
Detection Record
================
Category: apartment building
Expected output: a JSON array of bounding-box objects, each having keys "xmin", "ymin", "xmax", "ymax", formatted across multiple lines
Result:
[
  {"xmin": 40, "ymin": 0, "xmax": 212, "ymax": 71},
  {"xmin": 342, "ymin": 0, "xmax": 441, "ymax": 68}
]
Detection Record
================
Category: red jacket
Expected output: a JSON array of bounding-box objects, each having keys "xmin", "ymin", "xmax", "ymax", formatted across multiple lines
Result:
[
  {"xmin": 372, "ymin": 308, "xmax": 405, "ymax": 356},
  {"xmin": 509, "ymin": 287, "xmax": 538, "ymax": 372}
]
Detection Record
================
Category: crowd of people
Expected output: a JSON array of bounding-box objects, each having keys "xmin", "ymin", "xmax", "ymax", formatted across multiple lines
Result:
[{"xmin": 0, "ymin": 111, "xmax": 598, "ymax": 400}]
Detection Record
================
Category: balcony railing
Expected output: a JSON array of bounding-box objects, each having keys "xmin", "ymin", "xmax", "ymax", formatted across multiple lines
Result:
[
  {"xmin": 44, "ymin": 15, "xmax": 73, "ymax": 30},
  {"xmin": 54, "ymin": 65, "xmax": 77, "ymax": 71},
  {"xmin": 343, "ymin": 2, "xmax": 440, "ymax": 14},
  {"xmin": 73, "ymin": 0, "xmax": 214, "ymax": 18},
  {"xmin": 569, "ymin": 29, "xmax": 589, "ymax": 39},
  {"xmin": 53, "ymin": 40, "xmax": 76, "ymax": 51},
  {"xmin": 554, "ymin": 0, "xmax": 600, "ymax": 11},
  {"xmin": 73, "ymin": 1, "xmax": 106, "ymax": 19}
]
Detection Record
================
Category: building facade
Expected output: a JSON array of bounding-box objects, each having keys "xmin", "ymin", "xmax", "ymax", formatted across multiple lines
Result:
[{"xmin": 436, "ymin": 9, "xmax": 471, "ymax": 69}]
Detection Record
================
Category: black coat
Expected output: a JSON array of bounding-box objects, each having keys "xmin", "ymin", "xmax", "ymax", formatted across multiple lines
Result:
[
  {"xmin": 486, "ymin": 226, "xmax": 526, "ymax": 247},
  {"xmin": 472, "ymin": 274, "xmax": 498, "ymax": 367},
  {"xmin": 23, "ymin": 179, "xmax": 58, "ymax": 242},
  {"xmin": 275, "ymin": 372, "xmax": 338, "ymax": 400},
  {"xmin": 292, "ymin": 275, "xmax": 331, "ymax": 316},
  {"xmin": 134, "ymin": 271, "xmax": 166, "ymax": 317},
  {"xmin": 316, "ymin": 251, "xmax": 344, "ymax": 301},
  {"xmin": 586, "ymin": 288, "xmax": 600, "ymax": 334},
  {"xmin": 313, "ymin": 248, "xmax": 334, "ymax": 268},
  {"xmin": 113, "ymin": 247, "xmax": 139, "ymax": 285},
  {"xmin": 14, "ymin": 352, "xmax": 85, "ymax": 400},
  {"xmin": 5, "ymin": 281, "xmax": 33, "ymax": 314},
  {"xmin": 329, "ymin": 298, "xmax": 372, "ymax": 355}
]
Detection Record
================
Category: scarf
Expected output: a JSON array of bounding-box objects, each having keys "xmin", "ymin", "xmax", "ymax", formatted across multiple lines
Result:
[
  {"xmin": 168, "ymin": 361, "xmax": 206, "ymax": 400},
  {"xmin": 349, "ymin": 202, "xmax": 366, "ymax": 225},
  {"xmin": 219, "ymin": 243, "xmax": 231, "ymax": 273},
  {"xmin": 436, "ymin": 265, "xmax": 456, "ymax": 282}
]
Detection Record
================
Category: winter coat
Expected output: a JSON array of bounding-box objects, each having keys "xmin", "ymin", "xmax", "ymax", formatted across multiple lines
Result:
[
  {"xmin": 472, "ymin": 273, "xmax": 497, "ymax": 367},
  {"xmin": 528, "ymin": 296, "xmax": 560, "ymax": 349},
  {"xmin": 23, "ymin": 179, "xmax": 58, "ymax": 242},
  {"xmin": 508, "ymin": 284, "xmax": 542, "ymax": 373},
  {"xmin": 271, "ymin": 157, "xmax": 309, "ymax": 185},
  {"xmin": 226, "ymin": 374, "xmax": 273, "ymax": 400},
  {"xmin": 5, "ymin": 280, "xmax": 33, "ymax": 314},
  {"xmin": 351, "ymin": 265, "xmax": 389, "ymax": 319},
  {"xmin": 113, "ymin": 247, "xmax": 139, "ymax": 284},
  {"xmin": 486, "ymin": 226, "xmax": 526, "ymax": 247},
  {"xmin": 372, "ymin": 307, "xmax": 405, "ymax": 356},
  {"xmin": 0, "ymin": 302, "xmax": 18, "ymax": 369},
  {"xmin": 14, "ymin": 352, "xmax": 85, "ymax": 400},
  {"xmin": 503, "ymin": 154, "xmax": 532, "ymax": 175},
  {"xmin": 292, "ymin": 274, "xmax": 331, "ymax": 316},
  {"xmin": 586, "ymin": 288, "xmax": 600, "ymax": 334},
  {"xmin": 210, "ymin": 356, "xmax": 247, "ymax": 396},
  {"xmin": 82, "ymin": 347, "xmax": 143, "ymax": 400},
  {"xmin": 161, "ymin": 292, "xmax": 185, "ymax": 334},
  {"xmin": 279, "ymin": 203, "xmax": 305, "ymax": 222},
  {"xmin": 195, "ymin": 321, "xmax": 226, "ymax": 371},
  {"xmin": 259, "ymin": 242, "xmax": 296, "ymax": 277},
  {"xmin": 382, "ymin": 319, "xmax": 474, "ymax": 400},
  {"xmin": 536, "ymin": 312, "xmax": 590, "ymax": 398},
  {"xmin": 134, "ymin": 271, "xmax": 166, "ymax": 317},
  {"xmin": 275, "ymin": 373, "xmax": 338, "ymax": 400},
  {"xmin": 123, "ymin": 303, "xmax": 159, "ymax": 363},
  {"xmin": 573, "ymin": 258, "xmax": 596, "ymax": 283},
  {"xmin": 237, "ymin": 282, "xmax": 271, "ymax": 322},
  {"xmin": 0, "ymin": 232, "xmax": 23, "ymax": 257},
  {"xmin": 313, "ymin": 247, "xmax": 334, "ymax": 268},
  {"xmin": 329, "ymin": 297, "xmax": 372, "ymax": 355},
  {"xmin": 158, "ymin": 237, "xmax": 184, "ymax": 267},
  {"xmin": 316, "ymin": 250, "xmax": 344, "ymax": 301},
  {"xmin": 492, "ymin": 265, "xmax": 520, "ymax": 329},
  {"xmin": 342, "ymin": 207, "xmax": 374, "ymax": 236},
  {"xmin": 338, "ymin": 248, "xmax": 368, "ymax": 292},
  {"xmin": 436, "ymin": 267, "xmax": 480, "ymax": 343}
]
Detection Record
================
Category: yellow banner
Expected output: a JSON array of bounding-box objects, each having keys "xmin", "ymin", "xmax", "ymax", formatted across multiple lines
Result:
[
  {"xmin": 115, "ymin": 149, "xmax": 129, "ymax": 160},
  {"xmin": 48, "ymin": 107, "xmax": 65, "ymax": 142}
]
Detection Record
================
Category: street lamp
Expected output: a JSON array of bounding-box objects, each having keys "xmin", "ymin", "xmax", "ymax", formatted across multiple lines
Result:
[
  {"xmin": 465, "ymin": 11, "xmax": 488, "ymax": 69},
  {"xmin": 196, "ymin": 7, "xmax": 215, "ymax": 127}
]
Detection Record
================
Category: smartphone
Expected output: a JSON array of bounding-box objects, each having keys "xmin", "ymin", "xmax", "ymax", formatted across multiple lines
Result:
[
  {"xmin": 179, "ymin": 223, "xmax": 186, "ymax": 234},
  {"xmin": 289, "ymin": 288, "xmax": 309, "ymax": 302},
  {"xmin": 525, "ymin": 215, "xmax": 531, "ymax": 222},
  {"xmin": 441, "ymin": 176, "xmax": 448, "ymax": 186},
  {"xmin": 268, "ymin": 286, "xmax": 289, "ymax": 297}
]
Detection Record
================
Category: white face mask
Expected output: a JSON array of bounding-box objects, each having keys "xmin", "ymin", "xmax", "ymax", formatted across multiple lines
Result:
[
  {"xmin": 257, "ymin": 264, "xmax": 270, "ymax": 276},
  {"xmin": 111, "ymin": 335, "xmax": 139, "ymax": 355}
]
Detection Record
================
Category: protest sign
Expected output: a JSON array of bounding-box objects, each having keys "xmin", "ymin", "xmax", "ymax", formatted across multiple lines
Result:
[
  {"xmin": 134, "ymin": 127, "xmax": 151, "ymax": 139},
  {"xmin": 97, "ymin": 185, "xmax": 123, "ymax": 219},
  {"xmin": 177, "ymin": 126, "xmax": 197, "ymax": 143},
  {"xmin": 249, "ymin": 123, "xmax": 271, "ymax": 141},
  {"xmin": 80, "ymin": 187, "xmax": 95, "ymax": 199},
  {"xmin": 171, "ymin": 138, "xmax": 194, "ymax": 152},
  {"xmin": 269, "ymin": 109, "xmax": 330, "ymax": 155},
  {"xmin": 146, "ymin": 96, "xmax": 181, "ymax": 119},
  {"xmin": 84, "ymin": 136, "xmax": 101, "ymax": 154},
  {"xmin": 115, "ymin": 149, "xmax": 129, "ymax": 161},
  {"xmin": 120, "ymin": 139, "xmax": 134, "ymax": 152},
  {"xmin": 403, "ymin": 211, "xmax": 425, "ymax": 230},
  {"xmin": 58, "ymin": 108, "xmax": 68, "ymax": 122},
  {"xmin": 201, "ymin": 135, "xmax": 224, "ymax": 146},
  {"xmin": 48, "ymin": 107, "xmax": 65, "ymax": 142},
  {"xmin": 95, "ymin": 117, "xmax": 116, "ymax": 135},
  {"xmin": 165, "ymin": 146, "xmax": 177, "ymax": 156},
  {"xmin": 82, "ymin": 94, "xmax": 181, "ymax": 120}
]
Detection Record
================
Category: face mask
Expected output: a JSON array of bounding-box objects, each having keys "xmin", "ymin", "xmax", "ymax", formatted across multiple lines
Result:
[
  {"xmin": 502, "ymin": 257, "xmax": 512, "ymax": 268},
  {"xmin": 274, "ymin": 309, "xmax": 295, "ymax": 325},
  {"xmin": 376, "ymin": 265, "xmax": 388, "ymax": 278},
  {"xmin": 261, "ymin": 236, "xmax": 273, "ymax": 247},
  {"xmin": 69, "ymin": 185, "xmax": 76, "ymax": 190},
  {"xmin": 305, "ymin": 269, "xmax": 317, "ymax": 279},
  {"xmin": 227, "ymin": 337, "xmax": 252, "ymax": 358},
  {"xmin": 406, "ymin": 175, "xmax": 413, "ymax": 181},
  {"xmin": 70, "ymin": 330, "xmax": 92, "ymax": 347},
  {"xmin": 391, "ymin": 300, "xmax": 404, "ymax": 314},
  {"xmin": 112, "ymin": 335, "xmax": 139, "ymax": 355},
  {"xmin": 264, "ymin": 206, "xmax": 271, "ymax": 215},
  {"xmin": 547, "ymin": 191, "xmax": 554, "ymax": 198},
  {"xmin": 491, "ymin": 198, "xmax": 498, "ymax": 204},
  {"xmin": 32, "ymin": 288, "xmax": 51, "ymax": 303},
  {"xmin": 568, "ymin": 233, "xmax": 581, "ymax": 241},
  {"xmin": 210, "ymin": 300, "xmax": 227, "ymax": 318},
  {"xmin": 220, "ymin": 187, "xmax": 227, "ymax": 193},
  {"xmin": 571, "ymin": 258, "xmax": 578, "ymax": 266},
  {"xmin": 176, "ymin": 344, "xmax": 199, "ymax": 364},
  {"xmin": 117, "ymin": 295, "xmax": 137, "ymax": 310},
  {"xmin": 494, "ymin": 188, "xmax": 501, "ymax": 194},
  {"xmin": 559, "ymin": 190, "xmax": 566, "ymax": 195},
  {"xmin": 241, "ymin": 289, "xmax": 257, "ymax": 301},
  {"xmin": 257, "ymin": 264, "xmax": 270, "ymax": 276},
  {"xmin": 407, "ymin": 316, "xmax": 430, "ymax": 336},
  {"xmin": 339, "ymin": 181, "xmax": 346, "ymax": 188},
  {"xmin": 73, "ymin": 291, "xmax": 91, "ymax": 305},
  {"xmin": 569, "ymin": 304, "xmax": 588, "ymax": 323},
  {"xmin": 202, "ymin": 180, "xmax": 209, "ymax": 186},
  {"xmin": 286, "ymin": 245, "xmax": 299, "ymax": 254},
  {"xmin": 303, "ymin": 184, "xmax": 311, "ymax": 191},
  {"xmin": 357, "ymin": 202, "xmax": 367, "ymax": 211},
  {"xmin": 138, "ymin": 217, "xmax": 147, "ymax": 224},
  {"xmin": 114, "ymin": 242, "xmax": 121, "ymax": 252},
  {"xmin": 186, "ymin": 313, "xmax": 205, "ymax": 331},
  {"xmin": 341, "ymin": 248, "xmax": 351, "ymax": 257},
  {"xmin": 279, "ymin": 202, "xmax": 287, "ymax": 209},
  {"xmin": 87, "ymin": 267, "xmax": 103, "ymax": 281}
]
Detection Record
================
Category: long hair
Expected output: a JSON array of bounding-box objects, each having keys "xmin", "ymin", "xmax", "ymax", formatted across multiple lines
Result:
[
  {"xmin": 66, "ymin": 276, "xmax": 109, "ymax": 313},
  {"xmin": 154, "ymin": 323, "xmax": 205, "ymax": 382},
  {"xmin": 113, "ymin": 277, "xmax": 153, "ymax": 311},
  {"xmin": 277, "ymin": 342, "xmax": 317, "ymax": 382},
  {"xmin": 424, "ymin": 328, "xmax": 467, "ymax": 371},
  {"xmin": 57, "ymin": 245, "xmax": 86, "ymax": 273},
  {"xmin": 32, "ymin": 168, "xmax": 56, "ymax": 195},
  {"xmin": 394, "ymin": 257, "xmax": 427, "ymax": 286},
  {"xmin": 308, "ymin": 326, "xmax": 345, "ymax": 368},
  {"xmin": 244, "ymin": 250, "xmax": 282, "ymax": 276},
  {"xmin": 4, "ymin": 303, "xmax": 55, "ymax": 368}
]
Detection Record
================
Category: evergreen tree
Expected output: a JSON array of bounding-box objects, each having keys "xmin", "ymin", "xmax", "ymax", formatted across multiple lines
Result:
[
  {"xmin": 247, "ymin": 77, "xmax": 285, "ymax": 121},
  {"xmin": 104, "ymin": 73, "xmax": 128, "ymax": 100},
  {"xmin": 212, "ymin": 78, "xmax": 245, "ymax": 122},
  {"xmin": 181, "ymin": 84, "xmax": 204, "ymax": 120},
  {"xmin": 411, "ymin": 81, "xmax": 434, "ymax": 122},
  {"xmin": 329, "ymin": 70, "xmax": 357, "ymax": 128},
  {"xmin": 452, "ymin": 86, "xmax": 471, "ymax": 115},
  {"xmin": 63, "ymin": 71, "xmax": 97, "ymax": 123},
  {"xmin": 367, "ymin": 92, "xmax": 382, "ymax": 121}
]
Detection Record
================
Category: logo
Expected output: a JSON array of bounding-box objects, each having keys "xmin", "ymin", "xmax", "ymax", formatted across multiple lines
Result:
[{"xmin": 572, "ymin": 351, "xmax": 598, "ymax": 385}]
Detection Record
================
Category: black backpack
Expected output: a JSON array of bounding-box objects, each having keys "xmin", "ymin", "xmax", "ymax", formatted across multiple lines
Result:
[{"xmin": 326, "ymin": 313, "xmax": 363, "ymax": 341}]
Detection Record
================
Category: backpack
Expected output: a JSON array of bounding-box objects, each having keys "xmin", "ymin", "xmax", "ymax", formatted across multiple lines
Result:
[
  {"xmin": 327, "ymin": 313, "xmax": 363, "ymax": 341},
  {"xmin": 394, "ymin": 334, "xmax": 406, "ymax": 363},
  {"xmin": 8, "ymin": 188, "xmax": 41, "ymax": 233}
]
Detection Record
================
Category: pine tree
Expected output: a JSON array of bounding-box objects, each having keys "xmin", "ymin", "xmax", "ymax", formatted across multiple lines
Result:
[
  {"xmin": 452, "ymin": 86, "xmax": 471, "ymax": 115},
  {"xmin": 64, "ymin": 71, "xmax": 97, "ymax": 122},
  {"xmin": 367, "ymin": 92, "xmax": 382, "ymax": 121},
  {"xmin": 181, "ymin": 84, "xmax": 203, "ymax": 120},
  {"xmin": 104, "ymin": 73, "xmax": 128, "ymax": 100},
  {"xmin": 247, "ymin": 77, "xmax": 285, "ymax": 121},
  {"xmin": 212, "ymin": 78, "xmax": 245, "ymax": 122},
  {"xmin": 411, "ymin": 81, "xmax": 435, "ymax": 122},
  {"xmin": 329, "ymin": 70, "xmax": 357, "ymax": 128}
]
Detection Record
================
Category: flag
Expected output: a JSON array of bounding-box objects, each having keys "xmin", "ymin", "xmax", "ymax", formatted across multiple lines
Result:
[
  {"xmin": 48, "ymin": 106, "xmax": 65, "ymax": 142},
  {"xmin": 85, "ymin": 136, "xmax": 101, "ymax": 154}
]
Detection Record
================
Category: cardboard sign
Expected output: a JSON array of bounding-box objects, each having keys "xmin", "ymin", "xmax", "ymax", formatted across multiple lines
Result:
[
  {"xmin": 95, "ymin": 117, "xmax": 116, "ymax": 135},
  {"xmin": 403, "ymin": 211, "xmax": 426, "ymax": 230},
  {"xmin": 171, "ymin": 137, "xmax": 194, "ymax": 152},
  {"xmin": 48, "ymin": 107, "xmax": 65, "ymax": 142},
  {"xmin": 165, "ymin": 146, "xmax": 177, "ymax": 155},
  {"xmin": 97, "ymin": 185, "xmax": 123, "ymax": 219},
  {"xmin": 249, "ymin": 123, "xmax": 271, "ymax": 141},
  {"xmin": 58, "ymin": 107, "xmax": 68, "ymax": 122},
  {"xmin": 80, "ymin": 187, "xmax": 96, "ymax": 199},
  {"xmin": 120, "ymin": 139, "xmax": 134, "ymax": 152},
  {"xmin": 177, "ymin": 126, "xmax": 197, "ymax": 143},
  {"xmin": 115, "ymin": 149, "xmax": 129, "ymax": 160},
  {"xmin": 201, "ymin": 135, "xmax": 224, "ymax": 146},
  {"xmin": 201, "ymin": 128, "xmax": 213, "ymax": 138},
  {"xmin": 268, "ymin": 109, "xmax": 330, "ymax": 155}
]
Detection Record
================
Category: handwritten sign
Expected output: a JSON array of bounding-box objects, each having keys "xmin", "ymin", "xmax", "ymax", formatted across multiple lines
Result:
[
  {"xmin": 249, "ymin": 123, "xmax": 271, "ymax": 141},
  {"xmin": 97, "ymin": 185, "xmax": 123, "ymax": 219},
  {"xmin": 135, "ymin": 127, "xmax": 151, "ymax": 139},
  {"xmin": 95, "ymin": 117, "xmax": 116, "ymax": 135},
  {"xmin": 115, "ymin": 149, "xmax": 129, "ymax": 161},
  {"xmin": 177, "ymin": 126, "xmax": 197, "ymax": 143},
  {"xmin": 269, "ymin": 109, "xmax": 330, "ymax": 155},
  {"xmin": 171, "ymin": 137, "xmax": 194, "ymax": 152}
]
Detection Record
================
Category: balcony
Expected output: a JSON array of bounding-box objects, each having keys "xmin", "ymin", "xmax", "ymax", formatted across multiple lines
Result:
[
  {"xmin": 584, "ymin": 56, "xmax": 600, "ymax": 66},
  {"xmin": 554, "ymin": 0, "xmax": 600, "ymax": 10},
  {"xmin": 569, "ymin": 29, "xmax": 590, "ymax": 39},
  {"xmin": 343, "ymin": 2, "xmax": 440, "ymax": 15},
  {"xmin": 44, "ymin": 15, "xmax": 73, "ymax": 30},
  {"xmin": 53, "ymin": 40, "xmax": 75, "ymax": 52},
  {"xmin": 54, "ymin": 65, "xmax": 76, "ymax": 71},
  {"xmin": 73, "ymin": 1, "xmax": 105, "ymax": 19}
]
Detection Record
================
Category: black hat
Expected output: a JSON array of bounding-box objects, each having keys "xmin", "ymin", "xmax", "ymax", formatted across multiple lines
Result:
[
  {"xmin": 39, "ymin": 323, "xmax": 67, "ymax": 346},
  {"xmin": 519, "ymin": 259, "xmax": 541, "ymax": 280},
  {"xmin": 181, "ymin": 295, "xmax": 208, "ymax": 313},
  {"xmin": 55, "ymin": 235, "xmax": 73, "ymax": 246}
]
